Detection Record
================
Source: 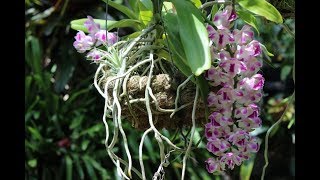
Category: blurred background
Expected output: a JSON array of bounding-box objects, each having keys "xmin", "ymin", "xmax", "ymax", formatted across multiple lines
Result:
[{"xmin": 25, "ymin": 0, "xmax": 295, "ymax": 179}]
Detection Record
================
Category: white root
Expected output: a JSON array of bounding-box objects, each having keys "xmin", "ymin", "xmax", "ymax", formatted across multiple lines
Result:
[
  {"xmin": 147, "ymin": 87, "xmax": 174, "ymax": 113},
  {"xmin": 113, "ymin": 77, "xmax": 133, "ymax": 178},
  {"xmin": 181, "ymin": 86, "xmax": 199, "ymax": 180},
  {"xmin": 139, "ymin": 127, "xmax": 153, "ymax": 180},
  {"xmin": 170, "ymin": 75, "xmax": 194, "ymax": 118}
]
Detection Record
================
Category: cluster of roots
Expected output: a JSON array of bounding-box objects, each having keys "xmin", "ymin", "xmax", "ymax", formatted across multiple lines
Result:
[{"xmin": 102, "ymin": 73, "xmax": 209, "ymax": 130}]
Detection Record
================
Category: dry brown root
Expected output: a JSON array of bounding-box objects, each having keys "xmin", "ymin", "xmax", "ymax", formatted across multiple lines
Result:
[{"xmin": 100, "ymin": 73, "xmax": 211, "ymax": 130}]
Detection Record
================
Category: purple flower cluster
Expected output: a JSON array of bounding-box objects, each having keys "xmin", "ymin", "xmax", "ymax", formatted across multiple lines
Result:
[
  {"xmin": 204, "ymin": 6, "xmax": 264, "ymax": 173},
  {"xmin": 73, "ymin": 16, "xmax": 118, "ymax": 60}
]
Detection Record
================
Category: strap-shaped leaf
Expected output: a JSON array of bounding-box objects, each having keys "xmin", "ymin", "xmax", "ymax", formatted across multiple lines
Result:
[
  {"xmin": 237, "ymin": 0, "xmax": 283, "ymax": 24},
  {"xmin": 70, "ymin": 18, "xmax": 142, "ymax": 32},
  {"xmin": 107, "ymin": 19, "xmax": 142, "ymax": 31},
  {"xmin": 191, "ymin": 0, "xmax": 202, "ymax": 8},
  {"xmin": 129, "ymin": 0, "xmax": 139, "ymax": 15},
  {"xmin": 163, "ymin": 13, "xmax": 193, "ymax": 78},
  {"xmin": 171, "ymin": 0, "xmax": 211, "ymax": 76},
  {"xmin": 163, "ymin": 13, "xmax": 188, "ymax": 65},
  {"xmin": 70, "ymin": 19, "xmax": 117, "ymax": 33},
  {"xmin": 66, "ymin": 155, "xmax": 73, "ymax": 180}
]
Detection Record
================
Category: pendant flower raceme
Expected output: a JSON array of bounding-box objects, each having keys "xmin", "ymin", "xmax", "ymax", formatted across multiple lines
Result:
[{"xmin": 204, "ymin": 5, "xmax": 266, "ymax": 174}]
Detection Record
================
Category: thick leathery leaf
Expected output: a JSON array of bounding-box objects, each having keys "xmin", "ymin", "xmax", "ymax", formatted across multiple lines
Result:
[
  {"xmin": 237, "ymin": 0, "xmax": 283, "ymax": 23},
  {"xmin": 70, "ymin": 18, "xmax": 117, "ymax": 32},
  {"xmin": 171, "ymin": 0, "xmax": 211, "ymax": 76}
]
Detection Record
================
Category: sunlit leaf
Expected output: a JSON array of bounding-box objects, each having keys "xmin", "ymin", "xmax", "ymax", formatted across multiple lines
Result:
[
  {"xmin": 191, "ymin": 0, "xmax": 202, "ymax": 8},
  {"xmin": 138, "ymin": 0, "xmax": 153, "ymax": 26},
  {"xmin": 171, "ymin": 0, "xmax": 211, "ymax": 76},
  {"xmin": 237, "ymin": 0, "xmax": 283, "ymax": 23},
  {"xmin": 70, "ymin": 18, "xmax": 117, "ymax": 33}
]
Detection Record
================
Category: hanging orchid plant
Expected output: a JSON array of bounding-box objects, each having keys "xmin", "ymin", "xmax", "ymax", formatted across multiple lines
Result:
[{"xmin": 70, "ymin": 0, "xmax": 286, "ymax": 179}]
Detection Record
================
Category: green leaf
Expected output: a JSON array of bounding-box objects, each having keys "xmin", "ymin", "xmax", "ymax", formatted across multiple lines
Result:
[
  {"xmin": 236, "ymin": 9, "xmax": 259, "ymax": 34},
  {"xmin": 129, "ymin": 0, "xmax": 139, "ymax": 14},
  {"xmin": 138, "ymin": 0, "xmax": 153, "ymax": 26},
  {"xmin": 70, "ymin": 18, "xmax": 118, "ymax": 33},
  {"xmin": 144, "ymin": 136, "xmax": 157, "ymax": 163},
  {"xmin": 165, "ymin": 50, "xmax": 193, "ymax": 80},
  {"xmin": 237, "ymin": 0, "xmax": 283, "ymax": 23},
  {"xmin": 72, "ymin": 154, "xmax": 85, "ymax": 179},
  {"xmin": 83, "ymin": 157, "xmax": 97, "ymax": 180},
  {"xmin": 163, "ymin": 13, "xmax": 193, "ymax": 79},
  {"xmin": 84, "ymin": 156, "xmax": 109, "ymax": 179},
  {"xmin": 102, "ymin": 0, "xmax": 138, "ymax": 20},
  {"xmin": 171, "ymin": 0, "xmax": 211, "ymax": 76},
  {"xmin": 27, "ymin": 127, "xmax": 43, "ymax": 141},
  {"xmin": 25, "ymin": 36, "xmax": 42, "ymax": 75},
  {"xmin": 66, "ymin": 155, "xmax": 73, "ymax": 180},
  {"xmin": 140, "ymin": 0, "xmax": 153, "ymax": 9},
  {"xmin": 240, "ymin": 154, "xmax": 256, "ymax": 180},
  {"xmin": 28, "ymin": 159, "xmax": 37, "ymax": 168},
  {"xmin": 191, "ymin": 0, "xmax": 202, "ymax": 8},
  {"xmin": 163, "ymin": 13, "xmax": 188, "ymax": 65},
  {"xmin": 108, "ymin": 19, "xmax": 142, "ymax": 31}
]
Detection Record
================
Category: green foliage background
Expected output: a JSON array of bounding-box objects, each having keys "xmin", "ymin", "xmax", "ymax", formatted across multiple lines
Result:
[{"xmin": 25, "ymin": 0, "xmax": 294, "ymax": 179}]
